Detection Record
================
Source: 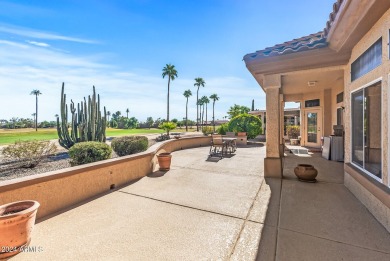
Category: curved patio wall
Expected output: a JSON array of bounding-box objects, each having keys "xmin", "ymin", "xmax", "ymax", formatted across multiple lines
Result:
[{"xmin": 0, "ymin": 136, "xmax": 211, "ymax": 220}]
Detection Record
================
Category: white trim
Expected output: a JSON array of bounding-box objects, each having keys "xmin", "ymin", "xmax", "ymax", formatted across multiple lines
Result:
[{"xmin": 350, "ymin": 77, "xmax": 383, "ymax": 183}]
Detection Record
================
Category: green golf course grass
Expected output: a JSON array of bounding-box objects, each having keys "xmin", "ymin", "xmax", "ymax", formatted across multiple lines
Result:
[{"xmin": 0, "ymin": 128, "xmax": 187, "ymax": 145}]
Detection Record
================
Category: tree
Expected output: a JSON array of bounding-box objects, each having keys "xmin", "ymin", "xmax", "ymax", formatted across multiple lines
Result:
[
  {"xmin": 146, "ymin": 117, "xmax": 154, "ymax": 129},
  {"xmin": 162, "ymin": 64, "xmax": 178, "ymax": 121},
  {"xmin": 194, "ymin": 77, "xmax": 205, "ymax": 131},
  {"xmin": 54, "ymin": 114, "xmax": 59, "ymax": 118},
  {"xmin": 31, "ymin": 113, "xmax": 36, "ymax": 129},
  {"xmin": 126, "ymin": 108, "xmax": 130, "ymax": 118},
  {"xmin": 252, "ymin": 99, "xmax": 255, "ymax": 111},
  {"xmin": 202, "ymin": 96, "xmax": 210, "ymax": 127},
  {"xmin": 227, "ymin": 104, "xmax": 250, "ymax": 119},
  {"xmin": 107, "ymin": 111, "xmax": 111, "ymax": 122},
  {"xmin": 30, "ymin": 89, "xmax": 42, "ymax": 131},
  {"xmin": 183, "ymin": 89, "xmax": 192, "ymax": 131},
  {"xmin": 197, "ymin": 98, "xmax": 204, "ymax": 127},
  {"xmin": 209, "ymin": 94, "xmax": 220, "ymax": 132},
  {"xmin": 228, "ymin": 114, "xmax": 262, "ymax": 139}
]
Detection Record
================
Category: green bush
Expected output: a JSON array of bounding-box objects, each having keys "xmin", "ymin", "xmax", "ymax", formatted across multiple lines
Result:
[
  {"xmin": 201, "ymin": 126, "xmax": 214, "ymax": 136},
  {"xmin": 286, "ymin": 125, "xmax": 300, "ymax": 139},
  {"xmin": 159, "ymin": 121, "xmax": 177, "ymax": 133},
  {"xmin": 68, "ymin": 141, "xmax": 112, "ymax": 166},
  {"xmin": 1, "ymin": 140, "xmax": 57, "ymax": 168},
  {"xmin": 228, "ymin": 113, "xmax": 262, "ymax": 139},
  {"xmin": 111, "ymin": 136, "xmax": 148, "ymax": 156},
  {"xmin": 217, "ymin": 123, "xmax": 229, "ymax": 135}
]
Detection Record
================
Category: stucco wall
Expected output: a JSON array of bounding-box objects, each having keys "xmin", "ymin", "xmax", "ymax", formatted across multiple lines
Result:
[
  {"xmin": 0, "ymin": 136, "xmax": 211, "ymax": 220},
  {"xmin": 344, "ymin": 8, "xmax": 390, "ymax": 186}
]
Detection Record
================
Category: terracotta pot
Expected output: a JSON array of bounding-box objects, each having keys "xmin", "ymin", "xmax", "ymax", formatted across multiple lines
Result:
[
  {"xmin": 237, "ymin": 132, "xmax": 247, "ymax": 137},
  {"xmin": 0, "ymin": 200, "xmax": 40, "ymax": 259},
  {"xmin": 294, "ymin": 164, "xmax": 318, "ymax": 182},
  {"xmin": 157, "ymin": 153, "xmax": 172, "ymax": 171}
]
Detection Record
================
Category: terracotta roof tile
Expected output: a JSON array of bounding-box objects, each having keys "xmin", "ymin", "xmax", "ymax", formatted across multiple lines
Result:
[{"xmin": 244, "ymin": 0, "xmax": 344, "ymax": 60}]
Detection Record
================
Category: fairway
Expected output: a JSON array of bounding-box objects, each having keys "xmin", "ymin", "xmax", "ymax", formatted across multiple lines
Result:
[{"xmin": 0, "ymin": 128, "xmax": 187, "ymax": 145}]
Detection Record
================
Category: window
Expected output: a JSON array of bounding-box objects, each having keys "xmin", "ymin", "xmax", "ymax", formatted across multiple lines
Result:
[
  {"xmin": 337, "ymin": 92, "xmax": 343, "ymax": 103},
  {"xmin": 351, "ymin": 82, "xmax": 382, "ymax": 179},
  {"xmin": 337, "ymin": 108, "xmax": 343, "ymax": 126},
  {"xmin": 305, "ymin": 99, "xmax": 320, "ymax": 108},
  {"xmin": 351, "ymin": 38, "xmax": 382, "ymax": 81}
]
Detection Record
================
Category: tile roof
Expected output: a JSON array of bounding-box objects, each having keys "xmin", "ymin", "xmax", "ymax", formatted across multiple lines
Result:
[{"xmin": 245, "ymin": 0, "xmax": 344, "ymax": 60}]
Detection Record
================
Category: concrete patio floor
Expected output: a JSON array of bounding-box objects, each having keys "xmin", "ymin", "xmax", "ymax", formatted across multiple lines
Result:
[{"xmin": 14, "ymin": 143, "xmax": 390, "ymax": 260}]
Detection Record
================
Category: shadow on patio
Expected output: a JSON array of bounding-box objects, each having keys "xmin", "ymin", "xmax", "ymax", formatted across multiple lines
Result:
[{"xmin": 13, "ymin": 144, "xmax": 390, "ymax": 260}]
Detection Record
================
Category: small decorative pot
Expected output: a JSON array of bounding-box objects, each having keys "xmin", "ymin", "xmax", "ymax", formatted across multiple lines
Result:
[
  {"xmin": 294, "ymin": 164, "xmax": 318, "ymax": 182},
  {"xmin": 0, "ymin": 200, "xmax": 40, "ymax": 259},
  {"xmin": 157, "ymin": 153, "xmax": 172, "ymax": 171},
  {"xmin": 237, "ymin": 132, "xmax": 246, "ymax": 137}
]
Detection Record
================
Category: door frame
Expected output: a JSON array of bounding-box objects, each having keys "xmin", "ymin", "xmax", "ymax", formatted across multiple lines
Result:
[{"xmin": 301, "ymin": 107, "xmax": 323, "ymax": 148}]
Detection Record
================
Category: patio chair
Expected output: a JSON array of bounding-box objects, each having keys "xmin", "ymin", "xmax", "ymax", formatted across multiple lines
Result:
[{"xmin": 209, "ymin": 134, "xmax": 226, "ymax": 159}]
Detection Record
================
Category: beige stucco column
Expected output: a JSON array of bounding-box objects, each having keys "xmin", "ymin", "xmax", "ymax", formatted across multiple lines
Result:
[{"xmin": 264, "ymin": 75, "xmax": 283, "ymax": 178}]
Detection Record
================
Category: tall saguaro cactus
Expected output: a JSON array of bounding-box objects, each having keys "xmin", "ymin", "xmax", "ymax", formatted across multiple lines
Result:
[{"xmin": 57, "ymin": 82, "xmax": 107, "ymax": 149}]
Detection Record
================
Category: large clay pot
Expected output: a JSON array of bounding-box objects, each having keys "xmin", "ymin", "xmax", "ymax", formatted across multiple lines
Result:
[
  {"xmin": 237, "ymin": 132, "xmax": 247, "ymax": 137},
  {"xmin": 0, "ymin": 200, "xmax": 40, "ymax": 259},
  {"xmin": 294, "ymin": 164, "xmax": 318, "ymax": 182},
  {"xmin": 157, "ymin": 153, "xmax": 172, "ymax": 171}
]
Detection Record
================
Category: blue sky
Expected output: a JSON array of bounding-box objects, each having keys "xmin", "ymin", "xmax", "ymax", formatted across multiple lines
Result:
[{"xmin": 0, "ymin": 0, "xmax": 335, "ymax": 122}]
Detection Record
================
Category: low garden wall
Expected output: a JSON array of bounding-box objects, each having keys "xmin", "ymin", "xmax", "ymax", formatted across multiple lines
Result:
[{"xmin": 0, "ymin": 136, "xmax": 211, "ymax": 220}]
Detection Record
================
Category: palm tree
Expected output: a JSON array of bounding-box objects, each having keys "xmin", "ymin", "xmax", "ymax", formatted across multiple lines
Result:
[
  {"xmin": 209, "ymin": 94, "xmax": 220, "ymax": 132},
  {"xmin": 202, "ymin": 96, "xmax": 210, "ymax": 126},
  {"xmin": 31, "ymin": 113, "xmax": 36, "ymax": 129},
  {"xmin": 194, "ymin": 77, "xmax": 205, "ymax": 131},
  {"xmin": 197, "ymin": 99, "xmax": 204, "ymax": 127},
  {"xmin": 126, "ymin": 108, "xmax": 130, "ymax": 118},
  {"xmin": 54, "ymin": 114, "xmax": 59, "ymax": 118},
  {"xmin": 107, "ymin": 111, "xmax": 111, "ymax": 122},
  {"xmin": 30, "ymin": 89, "xmax": 42, "ymax": 131},
  {"xmin": 162, "ymin": 64, "xmax": 178, "ymax": 121},
  {"xmin": 183, "ymin": 89, "xmax": 192, "ymax": 131}
]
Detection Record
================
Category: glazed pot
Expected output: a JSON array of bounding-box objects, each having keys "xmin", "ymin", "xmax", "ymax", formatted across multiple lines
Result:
[
  {"xmin": 0, "ymin": 200, "xmax": 40, "ymax": 259},
  {"xmin": 294, "ymin": 164, "xmax": 318, "ymax": 182},
  {"xmin": 157, "ymin": 153, "xmax": 172, "ymax": 171},
  {"xmin": 237, "ymin": 132, "xmax": 247, "ymax": 137}
]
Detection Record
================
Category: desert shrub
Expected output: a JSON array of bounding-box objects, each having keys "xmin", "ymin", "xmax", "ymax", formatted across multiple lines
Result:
[
  {"xmin": 68, "ymin": 141, "xmax": 111, "ymax": 166},
  {"xmin": 159, "ymin": 121, "xmax": 177, "ymax": 133},
  {"xmin": 228, "ymin": 113, "xmax": 262, "ymax": 139},
  {"xmin": 1, "ymin": 140, "xmax": 57, "ymax": 168},
  {"xmin": 111, "ymin": 136, "xmax": 148, "ymax": 156},
  {"xmin": 202, "ymin": 126, "xmax": 214, "ymax": 136},
  {"xmin": 286, "ymin": 125, "xmax": 300, "ymax": 139},
  {"xmin": 217, "ymin": 123, "xmax": 229, "ymax": 135}
]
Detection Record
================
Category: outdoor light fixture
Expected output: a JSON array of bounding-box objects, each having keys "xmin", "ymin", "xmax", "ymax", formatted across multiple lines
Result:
[{"xmin": 307, "ymin": 81, "xmax": 317, "ymax": 87}]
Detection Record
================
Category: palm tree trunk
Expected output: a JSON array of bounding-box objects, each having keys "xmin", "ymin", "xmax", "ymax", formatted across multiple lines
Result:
[
  {"xmin": 167, "ymin": 77, "xmax": 170, "ymax": 121},
  {"xmin": 35, "ymin": 95, "xmax": 38, "ymax": 131},
  {"xmin": 202, "ymin": 104, "xmax": 205, "ymax": 127},
  {"xmin": 196, "ymin": 88, "xmax": 199, "ymax": 131},
  {"xmin": 186, "ymin": 98, "xmax": 188, "ymax": 132},
  {"xmin": 213, "ymin": 101, "xmax": 215, "ymax": 132},
  {"xmin": 206, "ymin": 104, "xmax": 208, "ymax": 127}
]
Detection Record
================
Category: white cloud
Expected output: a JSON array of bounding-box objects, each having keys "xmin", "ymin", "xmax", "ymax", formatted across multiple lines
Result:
[
  {"xmin": 0, "ymin": 24, "xmax": 98, "ymax": 44},
  {"xmin": 0, "ymin": 39, "xmax": 265, "ymax": 122},
  {"xmin": 26, "ymin": 40, "xmax": 50, "ymax": 47}
]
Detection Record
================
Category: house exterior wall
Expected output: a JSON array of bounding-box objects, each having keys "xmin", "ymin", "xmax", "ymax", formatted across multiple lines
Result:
[{"xmin": 343, "ymin": 8, "xmax": 390, "ymax": 232}]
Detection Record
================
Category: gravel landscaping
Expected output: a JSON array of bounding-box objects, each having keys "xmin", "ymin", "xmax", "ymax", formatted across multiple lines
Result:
[{"xmin": 0, "ymin": 138, "xmax": 157, "ymax": 182}]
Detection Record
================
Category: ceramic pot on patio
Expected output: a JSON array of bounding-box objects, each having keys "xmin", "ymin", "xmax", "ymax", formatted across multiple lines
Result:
[
  {"xmin": 294, "ymin": 164, "xmax": 318, "ymax": 182},
  {"xmin": 157, "ymin": 153, "xmax": 172, "ymax": 171},
  {"xmin": 0, "ymin": 200, "xmax": 40, "ymax": 259},
  {"xmin": 237, "ymin": 132, "xmax": 246, "ymax": 137}
]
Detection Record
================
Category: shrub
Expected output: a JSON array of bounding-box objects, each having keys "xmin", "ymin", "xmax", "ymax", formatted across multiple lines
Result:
[
  {"xmin": 68, "ymin": 141, "xmax": 112, "ymax": 166},
  {"xmin": 217, "ymin": 123, "xmax": 229, "ymax": 135},
  {"xmin": 159, "ymin": 121, "xmax": 177, "ymax": 133},
  {"xmin": 1, "ymin": 140, "xmax": 57, "ymax": 168},
  {"xmin": 286, "ymin": 125, "xmax": 300, "ymax": 139},
  {"xmin": 228, "ymin": 113, "xmax": 262, "ymax": 139},
  {"xmin": 111, "ymin": 136, "xmax": 148, "ymax": 156},
  {"xmin": 201, "ymin": 126, "xmax": 214, "ymax": 136}
]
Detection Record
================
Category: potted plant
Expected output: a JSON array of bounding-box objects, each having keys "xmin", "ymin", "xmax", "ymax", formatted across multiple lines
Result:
[
  {"xmin": 0, "ymin": 200, "xmax": 40, "ymax": 259},
  {"xmin": 157, "ymin": 152, "xmax": 172, "ymax": 171},
  {"xmin": 237, "ymin": 132, "xmax": 247, "ymax": 137}
]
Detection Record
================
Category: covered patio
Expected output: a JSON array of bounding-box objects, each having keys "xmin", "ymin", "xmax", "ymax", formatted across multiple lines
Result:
[{"xmin": 14, "ymin": 145, "xmax": 390, "ymax": 260}]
